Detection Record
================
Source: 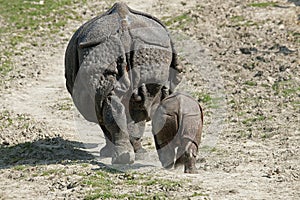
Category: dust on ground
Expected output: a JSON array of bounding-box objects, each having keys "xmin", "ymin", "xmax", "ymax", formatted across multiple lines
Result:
[{"xmin": 0, "ymin": 0, "xmax": 299, "ymax": 199}]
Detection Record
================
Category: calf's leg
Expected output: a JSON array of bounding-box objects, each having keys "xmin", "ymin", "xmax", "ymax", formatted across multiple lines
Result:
[
  {"xmin": 174, "ymin": 139, "xmax": 198, "ymax": 173},
  {"xmin": 183, "ymin": 140, "xmax": 198, "ymax": 174},
  {"xmin": 152, "ymin": 111, "xmax": 177, "ymax": 169}
]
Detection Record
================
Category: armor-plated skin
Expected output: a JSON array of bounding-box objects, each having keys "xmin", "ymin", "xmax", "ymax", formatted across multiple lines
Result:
[
  {"xmin": 65, "ymin": 2, "xmax": 181, "ymax": 164},
  {"xmin": 152, "ymin": 93, "xmax": 203, "ymax": 173}
]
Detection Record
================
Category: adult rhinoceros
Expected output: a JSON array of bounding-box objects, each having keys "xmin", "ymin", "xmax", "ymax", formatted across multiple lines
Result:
[{"xmin": 65, "ymin": 2, "xmax": 181, "ymax": 164}]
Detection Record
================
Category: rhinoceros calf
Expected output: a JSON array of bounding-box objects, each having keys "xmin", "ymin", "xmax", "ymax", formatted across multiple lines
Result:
[
  {"xmin": 152, "ymin": 92, "xmax": 203, "ymax": 173},
  {"xmin": 65, "ymin": 2, "xmax": 181, "ymax": 164}
]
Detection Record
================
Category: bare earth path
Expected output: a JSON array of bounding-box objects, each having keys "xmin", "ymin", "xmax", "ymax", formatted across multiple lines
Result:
[{"xmin": 0, "ymin": 0, "xmax": 299, "ymax": 199}]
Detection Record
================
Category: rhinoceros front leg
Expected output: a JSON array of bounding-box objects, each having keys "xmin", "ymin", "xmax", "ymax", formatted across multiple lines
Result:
[
  {"xmin": 101, "ymin": 94, "xmax": 135, "ymax": 164},
  {"xmin": 127, "ymin": 121, "xmax": 147, "ymax": 160}
]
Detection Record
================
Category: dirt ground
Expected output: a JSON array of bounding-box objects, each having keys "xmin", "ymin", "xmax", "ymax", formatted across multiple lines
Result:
[{"xmin": 0, "ymin": 0, "xmax": 299, "ymax": 199}]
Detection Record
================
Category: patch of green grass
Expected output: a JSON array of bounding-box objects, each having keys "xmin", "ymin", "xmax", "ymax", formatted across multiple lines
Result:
[
  {"xmin": 292, "ymin": 101, "xmax": 300, "ymax": 108},
  {"xmin": 261, "ymin": 83, "xmax": 270, "ymax": 88},
  {"xmin": 201, "ymin": 145, "xmax": 217, "ymax": 152},
  {"xmin": 41, "ymin": 168, "xmax": 66, "ymax": 176},
  {"xmin": 242, "ymin": 115, "xmax": 266, "ymax": 126},
  {"xmin": 0, "ymin": 110, "xmax": 14, "ymax": 130},
  {"xmin": 164, "ymin": 13, "xmax": 191, "ymax": 25},
  {"xmin": 228, "ymin": 15, "xmax": 260, "ymax": 28},
  {"xmin": 0, "ymin": 111, "xmax": 33, "ymax": 132},
  {"xmin": 261, "ymin": 133, "xmax": 273, "ymax": 139},
  {"xmin": 0, "ymin": 0, "xmax": 85, "ymax": 76},
  {"xmin": 244, "ymin": 81, "xmax": 257, "ymax": 86},
  {"xmin": 0, "ymin": 50, "xmax": 14, "ymax": 76},
  {"xmin": 81, "ymin": 163, "xmax": 89, "ymax": 168},
  {"xmin": 291, "ymin": 32, "xmax": 300, "ymax": 43},
  {"xmin": 248, "ymin": 2, "xmax": 278, "ymax": 7},
  {"xmin": 229, "ymin": 99, "xmax": 236, "ymax": 104},
  {"xmin": 145, "ymin": 178, "xmax": 181, "ymax": 189},
  {"xmin": 0, "ymin": 0, "xmax": 83, "ymax": 31},
  {"xmin": 237, "ymin": 130, "xmax": 251, "ymax": 138},
  {"xmin": 52, "ymin": 100, "xmax": 73, "ymax": 111},
  {"xmin": 84, "ymin": 193, "xmax": 100, "ymax": 200},
  {"xmin": 81, "ymin": 171, "xmax": 113, "ymax": 188},
  {"xmin": 241, "ymin": 118, "xmax": 251, "ymax": 125},
  {"xmin": 196, "ymin": 4, "xmax": 204, "ymax": 10},
  {"xmin": 193, "ymin": 92, "xmax": 212, "ymax": 103},
  {"xmin": 272, "ymin": 82, "xmax": 280, "ymax": 92},
  {"xmin": 230, "ymin": 15, "xmax": 245, "ymax": 23},
  {"xmin": 81, "ymin": 170, "xmax": 187, "ymax": 199},
  {"xmin": 243, "ymin": 20, "xmax": 259, "ymax": 27},
  {"xmin": 272, "ymin": 80, "xmax": 300, "ymax": 101},
  {"xmin": 193, "ymin": 92, "xmax": 223, "ymax": 109},
  {"xmin": 162, "ymin": 12, "xmax": 193, "ymax": 29},
  {"xmin": 84, "ymin": 189, "xmax": 166, "ymax": 200},
  {"xmin": 238, "ymin": 111, "xmax": 246, "ymax": 116},
  {"xmin": 84, "ymin": 191, "xmax": 115, "ymax": 200},
  {"xmin": 13, "ymin": 165, "xmax": 27, "ymax": 171},
  {"xmin": 282, "ymin": 87, "xmax": 300, "ymax": 97}
]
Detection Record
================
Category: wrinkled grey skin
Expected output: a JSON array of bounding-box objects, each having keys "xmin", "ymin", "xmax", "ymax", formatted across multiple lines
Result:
[
  {"xmin": 65, "ymin": 2, "xmax": 181, "ymax": 164},
  {"xmin": 152, "ymin": 92, "xmax": 203, "ymax": 173}
]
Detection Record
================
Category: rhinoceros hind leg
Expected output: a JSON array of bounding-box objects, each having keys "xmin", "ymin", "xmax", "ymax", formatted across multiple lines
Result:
[
  {"xmin": 183, "ymin": 141, "xmax": 198, "ymax": 174},
  {"xmin": 101, "ymin": 95, "xmax": 135, "ymax": 164}
]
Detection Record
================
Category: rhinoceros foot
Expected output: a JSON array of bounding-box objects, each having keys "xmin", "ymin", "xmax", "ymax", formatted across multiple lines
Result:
[
  {"xmin": 112, "ymin": 151, "xmax": 135, "ymax": 164},
  {"xmin": 112, "ymin": 143, "xmax": 135, "ymax": 164}
]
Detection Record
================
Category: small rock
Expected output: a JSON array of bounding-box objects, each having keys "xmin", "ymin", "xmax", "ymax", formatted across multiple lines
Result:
[
  {"xmin": 228, "ymin": 189, "xmax": 238, "ymax": 194},
  {"xmin": 254, "ymin": 71, "xmax": 263, "ymax": 77},
  {"xmin": 240, "ymin": 47, "xmax": 258, "ymax": 54},
  {"xmin": 67, "ymin": 182, "xmax": 77, "ymax": 189},
  {"xmin": 262, "ymin": 174, "xmax": 271, "ymax": 178},
  {"xmin": 256, "ymin": 56, "xmax": 266, "ymax": 62},
  {"xmin": 279, "ymin": 65, "xmax": 287, "ymax": 72},
  {"xmin": 277, "ymin": 46, "xmax": 295, "ymax": 55},
  {"xmin": 267, "ymin": 76, "xmax": 275, "ymax": 84},
  {"xmin": 243, "ymin": 63, "xmax": 255, "ymax": 70},
  {"xmin": 279, "ymin": 24, "xmax": 285, "ymax": 30},
  {"xmin": 19, "ymin": 73, "xmax": 26, "ymax": 78},
  {"xmin": 231, "ymin": 118, "xmax": 238, "ymax": 122}
]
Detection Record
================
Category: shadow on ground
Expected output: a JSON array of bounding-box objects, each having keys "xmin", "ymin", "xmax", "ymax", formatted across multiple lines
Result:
[
  {"xmin": 0, "ymin": 137, "xmax": 157, "ymax": 173},
  {"xmin": 0, "ymin": 137, "xmax": 95, "ymax": 169},
  {"xmin": 288, "ymin": 0, "xmax": 300, "ymax": 6}
]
